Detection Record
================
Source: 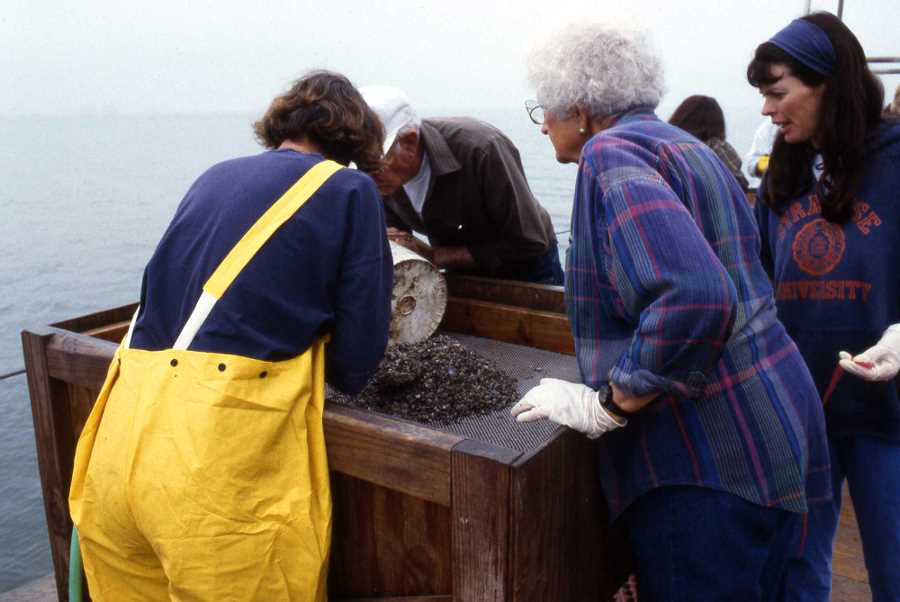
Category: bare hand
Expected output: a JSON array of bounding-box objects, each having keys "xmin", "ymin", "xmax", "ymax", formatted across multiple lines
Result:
[
  {"xmin": 386, "ymin": 227, "xmax": 410, "ymax": 244},
  {"xmin": 394, "ymin": 236, "xmax": 433, "ymax": 261},
  {"xmin": 387, "ymin": 228, "xmax": 434, "ymax": 261}
]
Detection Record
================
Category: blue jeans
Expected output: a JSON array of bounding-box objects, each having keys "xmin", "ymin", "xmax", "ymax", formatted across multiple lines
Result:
[
  {"xmin": 624, "ymin": 486, "xmax": 820, "ymax": 601},
  {"xmin": 803, "ymin": 435, "xmax": 900, "ymax": 602}
]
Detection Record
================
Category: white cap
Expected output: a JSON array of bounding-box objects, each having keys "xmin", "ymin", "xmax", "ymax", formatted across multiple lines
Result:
[{"xmin": 360, "ymin": 85, "xmax": 421, "ymax": 155}]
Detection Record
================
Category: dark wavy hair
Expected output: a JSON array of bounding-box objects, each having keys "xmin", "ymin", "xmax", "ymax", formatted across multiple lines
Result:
[
  {"xmin": 254, "ymin": 70, "xmax": 385, "ymax": 173},
  {"xmin": 746, "ymin": 12, "xmax": 884, "ymax": 224},
  {"xmin": 668, "ymin": 95, "xmax": 726, "ymax": 142}
]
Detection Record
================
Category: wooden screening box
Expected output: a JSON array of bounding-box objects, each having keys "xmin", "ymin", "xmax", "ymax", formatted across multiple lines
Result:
[{"xmin": 22, "ymin": 275, "xmax": 629, "ymax": 602}]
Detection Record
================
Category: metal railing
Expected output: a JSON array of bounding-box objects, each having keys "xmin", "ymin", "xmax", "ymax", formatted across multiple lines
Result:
[
  {"xmin": 805, "ymin": 0, "xmax": 844, "ymax": 19},
  {"xmin": 0, "ymin": 368, "xmax": 25, "ymax": 380},
  {"xmin": 0, "ymin": 368, "xmax": 26, "ymax": 380},
  {"xmin": 868, "ymin": 57, "xmax": 900, "ymax": 75}
]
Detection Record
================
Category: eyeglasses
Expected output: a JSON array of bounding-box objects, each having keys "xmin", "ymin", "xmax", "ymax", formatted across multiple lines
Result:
[{"xmin": 525, "ymin": 100, "xmax": 545, "ymax": 125}]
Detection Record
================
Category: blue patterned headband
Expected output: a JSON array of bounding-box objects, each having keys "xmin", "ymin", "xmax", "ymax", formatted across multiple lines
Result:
[{"xmin": 768, "ymin": 19, "xmax": 835, "ymax": 76}]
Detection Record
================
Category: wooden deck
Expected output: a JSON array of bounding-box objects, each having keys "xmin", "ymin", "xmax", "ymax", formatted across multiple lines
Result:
[{"xmin": 831, "ymin": 485, "xmax": 871, "ymax": 601}]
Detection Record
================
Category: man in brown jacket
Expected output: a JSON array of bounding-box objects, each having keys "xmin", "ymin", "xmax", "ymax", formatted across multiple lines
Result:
[{"xmin": 361, "ymin": 86, "xmax": 563, "ymax": 284}]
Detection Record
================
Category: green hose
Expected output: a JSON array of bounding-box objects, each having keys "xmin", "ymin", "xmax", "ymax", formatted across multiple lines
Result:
[{"xmin": 69, "ymin": 527, "xmax": 83, "ymax": 602}]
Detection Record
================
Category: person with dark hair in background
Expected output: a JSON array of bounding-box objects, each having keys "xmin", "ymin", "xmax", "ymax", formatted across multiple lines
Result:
[
  {"xmin": 669, "ymin": 94, "xmax": 750, "ymax": 192},
  {"xmin": 514, "ymin": 20, "xmax": 829, "ymax": 600},
  {"xmin": 749, "ymin": 12, "xmax": 900, "ymax": 601},
  {"xmin": 69, "ymin": 70, "xmax": 393, "ymax": 601}
]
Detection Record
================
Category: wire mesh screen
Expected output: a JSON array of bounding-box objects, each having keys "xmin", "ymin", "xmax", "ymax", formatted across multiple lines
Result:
[
  {"xmin": 329, "ymin": 333, "xmax": 608, "ymax": 454},
  {"xmin": 432, "ymin": 334, "xmax": 581, "ymax": 452}
]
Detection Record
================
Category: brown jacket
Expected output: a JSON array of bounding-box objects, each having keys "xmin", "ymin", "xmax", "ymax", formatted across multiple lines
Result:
[{"xmin": 383, "ymin": 117, "xmax": 556, "ymax": 276}]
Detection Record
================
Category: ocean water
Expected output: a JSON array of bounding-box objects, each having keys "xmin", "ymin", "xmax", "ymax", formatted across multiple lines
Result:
[{"xmin": 0, "ymin": 106, "xmax": 759, "ymax": 592}]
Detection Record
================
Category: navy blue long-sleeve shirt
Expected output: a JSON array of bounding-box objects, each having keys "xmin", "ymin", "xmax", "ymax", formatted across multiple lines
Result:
[{"xmin": 131, "ymin": 149, "xmax": 393, "ymax": 394}]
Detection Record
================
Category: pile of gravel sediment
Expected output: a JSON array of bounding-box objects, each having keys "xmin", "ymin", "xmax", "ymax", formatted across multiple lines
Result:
[{"xmin": 330, "ymin": 334, "xmax": 518, "ymax": 425}]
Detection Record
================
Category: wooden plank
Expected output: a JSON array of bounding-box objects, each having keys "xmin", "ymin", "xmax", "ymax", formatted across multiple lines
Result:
[
  {"xmin": 45, "ymin": 331, "xmax": 117, "ymax": 390},
  {"xmin": 67, "ymin": 384, "xmax": 99, "ymax": 452},
  {"xmin": 50, "ymin": 303, "xmax": 137, "ymax": 334},
  {"xmin": 451, "ymin": 439, "xmax": 521, "ymax": 602},
  {"xmin": 510, "ymin": 430, "xmax": 628, "ymax": 601},
  {"xmin": 81, "ymin": 320, "xmax": 130, "ymax": 343},
  {"xmin": 330, "ymin": 473, "xmax": 381, "ymax": 595},
  {"xmin": 510, "ymin": 429, "xmax": 581, "ymax": 601},
  {"xmin": 445, "ymin": 275, "xmax": 565, "ymax": 313},
  {"xmin": 324, "ymin": 405, "xmax": 463, "ymax": 507},
  {"xmin": 329, "ymin": 474, "xmax": 451, "ymax": 598},
  {"xmin": 564, "ymin": 432, "xmax": 631, "ymax": 599},
  {"xmin": 441, "ymin": 298, "xmax": 574, "ymax": 354},
  {"xmin": 392, "ymin": 490, "xmax": 451, "ymax": 594},
  {"xmin": 21, "ymin": 329, "xmax": 76, "ymax": 602}
]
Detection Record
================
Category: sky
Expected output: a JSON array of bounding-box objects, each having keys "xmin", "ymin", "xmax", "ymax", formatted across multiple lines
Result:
[{"xmin": 3, "ymin": 0, "xmax": 899, "ymax": 117}]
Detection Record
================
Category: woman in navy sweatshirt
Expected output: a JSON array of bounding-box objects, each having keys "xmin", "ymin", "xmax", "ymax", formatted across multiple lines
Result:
[{"xmin": 749, "ymin": 12, "xmax": 900, "ymax": 601}]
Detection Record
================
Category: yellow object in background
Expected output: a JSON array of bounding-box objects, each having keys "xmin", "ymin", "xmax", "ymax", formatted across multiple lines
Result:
[{"xmin": 755, "ymin": 155, "xmax": 770, "ymax": 176}]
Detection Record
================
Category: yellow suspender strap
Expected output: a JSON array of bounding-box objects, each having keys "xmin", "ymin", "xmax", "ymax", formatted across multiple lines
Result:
[{"xmin": 203, "ymin": 159, "xmax": 342, "ymax": 299}]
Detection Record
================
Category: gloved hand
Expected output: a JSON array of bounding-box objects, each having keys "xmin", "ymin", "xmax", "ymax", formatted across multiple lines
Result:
[
  {"xmin": 839, "ymin": 324, "xmax": 900, "ymax": 382},
  {"xmin": 510, "ymin": 378, "xmax": 626, "ymax": 439}
]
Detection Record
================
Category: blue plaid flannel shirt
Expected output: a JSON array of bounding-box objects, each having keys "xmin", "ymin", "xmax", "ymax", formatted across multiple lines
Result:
[{"xmin": 567, "ymin": 108, "xmax": 831, "ymax": 519}]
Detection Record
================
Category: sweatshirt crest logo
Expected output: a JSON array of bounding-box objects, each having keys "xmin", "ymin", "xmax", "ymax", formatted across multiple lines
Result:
[{"xmin": 792, "ymin": 218, "xmax": 845, "ymax": 276}]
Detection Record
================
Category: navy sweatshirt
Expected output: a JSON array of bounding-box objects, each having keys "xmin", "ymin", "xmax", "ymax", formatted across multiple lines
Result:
[
  {"xmin": 757, "ymin": 119, "xmax": 900, "ymax": 440},
  {"xmin": 131, "ymin": 149, "xmax": 393, "ymax": 395}
]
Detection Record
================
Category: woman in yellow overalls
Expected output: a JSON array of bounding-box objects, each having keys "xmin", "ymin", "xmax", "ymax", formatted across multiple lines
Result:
[{"xmin": 69, "ymin": 71, "xmax": 392, "ymax": 601}]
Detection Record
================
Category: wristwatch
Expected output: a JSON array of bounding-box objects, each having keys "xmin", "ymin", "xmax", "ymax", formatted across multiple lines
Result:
[{"xmin": 599, "ymin": 385, "xmax": 633, "ymax": 420}]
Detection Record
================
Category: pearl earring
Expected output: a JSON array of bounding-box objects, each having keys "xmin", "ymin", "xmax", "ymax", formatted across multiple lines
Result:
[{"xmin": 579, "ymin": 127, "xmax": 586, "ymax": 134}]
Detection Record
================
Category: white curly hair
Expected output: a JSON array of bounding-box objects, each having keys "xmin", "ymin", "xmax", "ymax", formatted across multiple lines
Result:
[{"xmin": 527, "ymin": 21, "xmax": 666, "ymax": 119}]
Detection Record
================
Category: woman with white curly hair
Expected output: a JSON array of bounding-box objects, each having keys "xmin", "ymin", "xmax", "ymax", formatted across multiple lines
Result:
[{"xmin": 512, "ymin": 21, "xmax": 831, "ymax": 599}]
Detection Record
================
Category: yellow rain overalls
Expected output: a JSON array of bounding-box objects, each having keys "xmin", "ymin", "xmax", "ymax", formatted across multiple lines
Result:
[{"xmin": 69, "ymin": 160, "xmax": 343, "ymax": 601}]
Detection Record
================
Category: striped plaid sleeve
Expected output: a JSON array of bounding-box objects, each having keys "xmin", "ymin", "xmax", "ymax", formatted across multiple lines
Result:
[{"xmin": 601, "ymin": 171, "xmax": 738, "ymax": 398}]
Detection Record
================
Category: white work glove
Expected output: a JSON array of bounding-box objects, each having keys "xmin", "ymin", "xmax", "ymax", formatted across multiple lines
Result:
[
  {"xmin": 510, "ymin": 378, "xmax": 626, "ymax": 439},
  {"xmin": 838, "ymin": 324, "xmax": 900, "ymax": 382}
]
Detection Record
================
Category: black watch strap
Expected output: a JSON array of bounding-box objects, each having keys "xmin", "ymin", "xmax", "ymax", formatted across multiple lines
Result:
[{"xmin": 599, "ymin": 385, "xmax": 634, "ymax": 419}]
